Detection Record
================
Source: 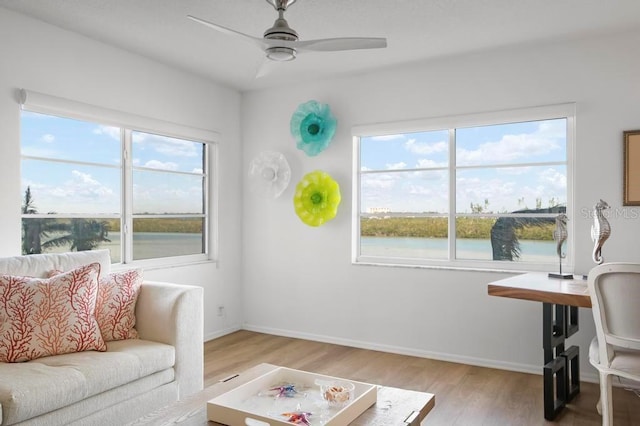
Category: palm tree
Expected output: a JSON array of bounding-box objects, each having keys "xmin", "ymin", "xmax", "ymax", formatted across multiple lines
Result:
[
  {"xmin": 22, "ymin": 186, "xmax": 40, "ymax": 254},
  {"xmin": 22, "ymin": 186, "xmax": 111, "ymax": 254},
  {"xmin": 21, "ymin": 187, "xmax": 64, "ymax": 254},
  {"xmin": 490, "ymin": 205, "xmax": 566, "ymax": 261},
  {"xmin": 42, "ymin": 218, "xmax": 111, "ymax": 252}
]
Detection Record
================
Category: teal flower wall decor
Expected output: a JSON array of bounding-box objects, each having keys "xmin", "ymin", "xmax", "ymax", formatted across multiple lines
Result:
[
  {"xmin": 290, "ymin": 100, "xmax": 337, "ymax": 156},
  {"xmin": 293, "ymin": 170, "xmax": 341, "ymax": 227}
]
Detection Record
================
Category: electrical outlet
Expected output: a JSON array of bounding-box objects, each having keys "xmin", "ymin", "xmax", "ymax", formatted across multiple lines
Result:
[{"xmin": 217, "ymin": 305, "xmax": 224, "ymax": 317}]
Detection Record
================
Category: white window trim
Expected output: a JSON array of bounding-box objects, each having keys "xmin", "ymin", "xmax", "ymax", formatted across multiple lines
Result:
[
  {"xmin": 19, "ymin": 88, "xmax": 220, "ymax": 268},
  {"xmin": 351, "ymin": 103, "xmax": 575, "ymax": 273}
]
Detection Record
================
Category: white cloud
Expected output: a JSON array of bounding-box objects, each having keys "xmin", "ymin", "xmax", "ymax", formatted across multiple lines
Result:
[
  {"xmin": 92, "ymin": 126, "xmax": 200, "ymax": 162},
  {"xmin": 456, "ymin": 170, "xmax": 566, "ymax": 213},
  {"xmin": 361, "ymin": 173, "xmax": 400, "ymax": 190},
  {"xmin": 144, "ymin": 160, "xmax": 179, "ymax": 171},
  {"xmin": 409, "ymin": 169, "xmax": 447, "ymax": 182},
  {"xmin": 386, "ymin": 162, "xmax": 407, "ymax": 170},
  {"xmin": 24, "ymin": 169, "xmax": 118, "ymax": 214},
  {"xmin": 41, "ymin": 134, "xmax": 55, "ymax": 143},
  {"xmin": 456, "ymin": 176, "xmax": 519, "ymax": 212},
  {"xmin": 538, "ymin": 120, "xmax": 566, "ymax": 138},
  {"xmin": 458, "ymin": 134, "xmax": 556, "ymax": 164},
  {"xmin": 539, "ymin": 167, "xmax": 566, "ymax": 190},
  {"xmin": 497, "ymin": 166, "xmax": 532, "ymax": 175},
  {"xmin": 68, "ymin": 170, "xmax": 114, "ymax": 199},
  {"xmin": 131, "ymin": 184, "xmax": 203, "ymax": 214},
  {"xmin": 132, "ymin": 132, "xmax": 147, "ymax": 143},
  {"xmin": 457, "ymin": 121, "xmax": 562, "ymax": 165},
  {"xmin": 407, "ymin": 184, "xmax": 435, "ymax": 196},
  {"xmin": 361, "ymin": 170, "xmax": 450, "ymax": 213},
  {"xmin": 71, "ymin": 170, "xmax": 100, "ymax": 186},
  {"xmin": 404, "ymin": 139, "xmax": 448, "ymax": 155},
  {"xmin": 138, "ymin": 134, "xmax": 200, "ymax": 158},
  {"xmin": 93, "ymin": 125, "xmax": 120, "ymax": 141},
  {"xmin": 416, "ymin": 159, "xmax": 445, "ymax": 168}
]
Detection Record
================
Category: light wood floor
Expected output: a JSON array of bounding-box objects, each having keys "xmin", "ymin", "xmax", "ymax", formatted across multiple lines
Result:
[{"xmin": 204, "ymin": 330, "xmax": 639, "ymax": 426}]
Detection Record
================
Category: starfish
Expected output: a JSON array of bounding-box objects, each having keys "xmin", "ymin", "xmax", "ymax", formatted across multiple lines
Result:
[
  {"xmin": 281, "ymin": 411, "xmax": 312, "ymax": 425},
  {"xmin": 269, "ymin": 384, "xmax": 298, "ymax": 398}
]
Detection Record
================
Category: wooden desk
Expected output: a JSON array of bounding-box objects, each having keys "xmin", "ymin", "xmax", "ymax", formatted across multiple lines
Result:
[
  {"xmin": 488, "ymin": 273, "xmax": 591, "ymax": 421},
  {"xmin": 488, "ymin": 272, "xmax": 591, "ymax": 308},
  {"xmin": 129, "ymin": 363, "xmax": 435, "ymax": 425}
]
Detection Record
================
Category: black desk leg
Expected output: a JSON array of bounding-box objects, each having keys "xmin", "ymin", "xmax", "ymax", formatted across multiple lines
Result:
[
  {"xmin": 563, "ymin": 306, "xmax": 580, "ymax": 402},
  {"xmin": 542, "ymin": 303, "xmax": 580, "ymax": 420}
]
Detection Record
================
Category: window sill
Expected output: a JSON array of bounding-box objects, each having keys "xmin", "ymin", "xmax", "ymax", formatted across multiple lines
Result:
[
  {"xmin": 353, "ymin": 258, "xmax": 571, "ymax": 275},
  {"xmin": 111, "ymin": 255, "xmax": 216, "ymax": 272}
]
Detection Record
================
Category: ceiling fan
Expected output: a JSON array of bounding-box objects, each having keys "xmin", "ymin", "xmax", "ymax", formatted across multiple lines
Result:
[{"xmin": 187, "ymin": 0, "xmax": 387, "ymax": 62}]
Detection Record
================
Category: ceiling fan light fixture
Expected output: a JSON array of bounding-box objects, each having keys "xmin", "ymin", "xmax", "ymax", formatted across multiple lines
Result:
[{"xmin": 266, "ymin": 46, "xmax": 297, "ymax": 61}]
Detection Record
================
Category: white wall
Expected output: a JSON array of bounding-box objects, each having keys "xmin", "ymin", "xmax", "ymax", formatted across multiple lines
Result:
[
  {"xmin": 0, "ymin": 8, "xmax": 244, "ymax": 341},
  {"xmin": 241, "ymin": 29, "xmax": 640, "ymax": 380}
]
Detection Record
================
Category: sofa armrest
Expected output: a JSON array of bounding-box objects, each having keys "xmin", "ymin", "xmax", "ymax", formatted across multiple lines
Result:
[{"xmin": 135, "ymin": 281, "xmax": 204, "ymax": 398}]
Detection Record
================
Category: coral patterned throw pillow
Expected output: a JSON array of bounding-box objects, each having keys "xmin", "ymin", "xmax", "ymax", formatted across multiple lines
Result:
[
  {"xmin": 96, "ymin": 269, "xmax": 143, "ymax": 341},
  {"xmin": 0, "ymin": 262, "xmax": 106, "ymax": 363}
]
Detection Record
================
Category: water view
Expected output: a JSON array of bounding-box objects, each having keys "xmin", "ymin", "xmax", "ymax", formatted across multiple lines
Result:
[
  {"xmin": 360, "ymin": 237, "xmax": 557, "ymax": 262},
  {"xmin": 44, "ymin": 232, "xmax": 203, "ymax": 264}
]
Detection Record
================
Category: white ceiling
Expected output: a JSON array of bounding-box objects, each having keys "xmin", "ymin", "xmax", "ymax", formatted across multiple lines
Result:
[{"xmin": 2, "ymin": 0, "xmax": 640, "ymax": 92}]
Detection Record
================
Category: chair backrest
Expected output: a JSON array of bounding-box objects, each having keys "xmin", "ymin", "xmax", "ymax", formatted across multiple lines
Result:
[{"xmin": 587, "ymin": 263, "xmax": 640, "ymax": 365}]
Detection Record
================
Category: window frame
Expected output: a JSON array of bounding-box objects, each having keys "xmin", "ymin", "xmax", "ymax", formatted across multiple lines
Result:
[
  {"xmin": 19, "ymin": 89, "xmax": 219, "ymax": 268},
  {"xmin": 352, "ymin": 103, "xmax": 575, "ymax": 272}
]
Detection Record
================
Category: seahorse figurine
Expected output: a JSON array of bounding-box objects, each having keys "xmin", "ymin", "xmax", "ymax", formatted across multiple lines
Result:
[
  {"xmin": 553, "ymin": 213, "xmax": 568, "ymax": 259},
  {"xmin": 591, "ymin": 199, "xmax": 611, "ymax": 264}
]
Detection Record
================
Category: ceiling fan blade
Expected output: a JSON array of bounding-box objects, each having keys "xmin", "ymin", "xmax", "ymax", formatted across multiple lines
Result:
[
  {"xmin": 294, "ymin": 37, "xmax": 387, "ymax": 52},
  {"xmin": 187, "ymin": 15, "xmax": 268, "ymax": 50},
  {"xmin": 255, "ymin": 57, "xmax": 280, "ymax": 79}
]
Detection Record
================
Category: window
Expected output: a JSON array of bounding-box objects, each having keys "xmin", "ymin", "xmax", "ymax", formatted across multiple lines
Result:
[
  {"xmin": 19, "ymin": 90, "xmax": 216, "ymax": 266},
  {"xmin": 353, "ymin": 104, "xmax": 574, "ymax": 271}
]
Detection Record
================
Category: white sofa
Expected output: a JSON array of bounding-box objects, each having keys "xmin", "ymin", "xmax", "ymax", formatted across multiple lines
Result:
[{"xmin": 0, "ymin": 250, "xmax": 204, "ymax": 426}]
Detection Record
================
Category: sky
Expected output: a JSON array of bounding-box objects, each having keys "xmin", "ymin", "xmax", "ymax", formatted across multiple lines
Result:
[
  {"xmin": 20, "ymin": 111, "xmax": 205, "ymax": 215},
  {"xmin": 21, "ymin": 112, "xmax": 567, "ymax": 217},
  {"xmin": 359, "ymin": 118, "xmax": 568, "ymax": 214}
]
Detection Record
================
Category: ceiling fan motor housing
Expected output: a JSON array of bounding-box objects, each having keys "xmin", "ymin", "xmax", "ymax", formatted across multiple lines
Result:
[
  {"xmin": 264, "ymin": 16, "xmax": 298, "ymax": 61},
  {"xmin": 263, "ymin": 17, "xmax": 298, "ymax": 41}
]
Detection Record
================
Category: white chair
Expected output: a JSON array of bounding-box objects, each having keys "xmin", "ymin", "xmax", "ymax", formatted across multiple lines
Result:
[{"xmin": 587, "ymin": 262, "xmax": 640, "ymax": 426}]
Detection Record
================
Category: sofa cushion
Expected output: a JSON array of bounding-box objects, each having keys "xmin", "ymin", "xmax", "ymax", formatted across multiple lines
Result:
[
  {"xmin": 0, "ymin": 250, "xmax": 111, "ymax": 279},
  {"xmin": 0, "ymin": 338, "xmax": 175, "ymax": 425},
  {"xmin": 48, "ymin": 266, "xmax": 143, "ymax": 342},
  {"xmin": 31, "ymin": 373, "xmax": 177, "ymax": 426},
  {"xmin": 96, "ymin": 269, "xmax": 143, "ymax": 341},
  {"xmin": 0, "ymin": 263, "xmax": 106, "ymax": 363}
]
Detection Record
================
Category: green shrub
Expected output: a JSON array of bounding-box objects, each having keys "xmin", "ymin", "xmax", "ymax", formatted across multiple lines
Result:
[{"xmin": 360, "ymin": 217, "xmax": 554, "ymax": 240}]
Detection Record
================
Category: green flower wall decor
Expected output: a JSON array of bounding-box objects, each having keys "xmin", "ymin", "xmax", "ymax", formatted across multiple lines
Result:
[{"xmin": 293, "ymin": 170, "xmax": 341, "ymax": 227}]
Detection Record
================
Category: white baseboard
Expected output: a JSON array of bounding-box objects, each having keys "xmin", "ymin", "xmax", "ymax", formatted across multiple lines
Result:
[
  {"xmin": 204, "ymin": 325, "xmax": 241, "ymax": 342},
  {"xmin": 242, "ymin": 323, "xmax": 600, "ymax": 384}
]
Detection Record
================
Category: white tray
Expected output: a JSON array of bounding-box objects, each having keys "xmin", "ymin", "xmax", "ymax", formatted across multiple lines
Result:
[{"xmin": 207, "ymin": 366, "xmax": 378, "ymax": 425}]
